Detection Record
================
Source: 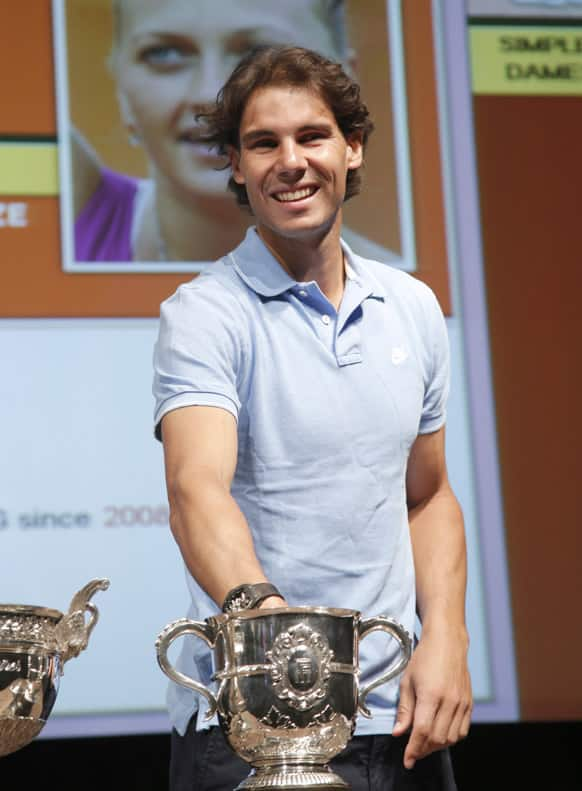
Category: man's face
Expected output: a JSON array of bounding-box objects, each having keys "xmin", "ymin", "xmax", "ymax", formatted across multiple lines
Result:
[{"xmin": 230, "ymin": 85, "xmax": 363, "ymax": 245}]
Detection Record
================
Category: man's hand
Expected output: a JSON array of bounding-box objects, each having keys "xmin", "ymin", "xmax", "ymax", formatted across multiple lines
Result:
[
  {"xmin": 399, "ymin": 427, "xmax": 472, "ymax": 769},
  {"xmin": 392, "ymin": 626, "xmax": 472, "ymax": 769}
]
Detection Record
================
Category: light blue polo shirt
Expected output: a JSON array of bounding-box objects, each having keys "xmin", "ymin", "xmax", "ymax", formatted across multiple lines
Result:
[{"xmin": 153, "ymin": 227, "xmax": 449, "ymax": 736}]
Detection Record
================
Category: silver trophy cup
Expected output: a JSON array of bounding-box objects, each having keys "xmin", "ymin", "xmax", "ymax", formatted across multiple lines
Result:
[
  {"xmin": 0, "ymin": 578, "xmax": 109, "ymax": 757},
  {"xmin": 156, "ymin": 606, "xmax": 412, "ymax": 790}
]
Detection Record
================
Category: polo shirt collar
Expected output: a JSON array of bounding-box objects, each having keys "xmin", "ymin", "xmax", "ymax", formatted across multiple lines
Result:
[
  {"xmin": 341, "ymin": 241, "xmax": 387, "ymax": 303},
  {"xmin": 229, "ymin": 226, "xmax": 387, "ymax": 301},
  {"xmin": 229, "ymin": 228, "xmax": 297, "ymax": 297}
]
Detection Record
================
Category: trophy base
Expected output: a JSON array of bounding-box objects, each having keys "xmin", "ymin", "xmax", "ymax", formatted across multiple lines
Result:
[
  {"xmin": 0, "ymin": 716, "xmax": 45, "ymax": 757},
  {"xmin": 236, "ymin": 764, "xmax": 349, "ymax": 790}
]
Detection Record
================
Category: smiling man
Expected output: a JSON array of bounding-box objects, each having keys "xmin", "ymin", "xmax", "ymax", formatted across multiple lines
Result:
[{"xmin": 153, "ymin": 46, "xmax": 471, "ymax": 791}]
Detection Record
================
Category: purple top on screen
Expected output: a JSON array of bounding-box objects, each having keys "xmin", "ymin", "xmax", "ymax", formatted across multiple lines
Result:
[{"xmin": 74, "ymin": 168, "xmax": 137, "ymax": 262}]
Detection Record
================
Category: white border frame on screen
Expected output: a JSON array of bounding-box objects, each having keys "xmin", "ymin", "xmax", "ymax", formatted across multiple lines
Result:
[
  {"xmin": 51, "ymin": 0, "xmax": 417, "ymax": 274},
  {"xmin": 433, "ymin": 0, "xmax": 519, "ymax": 721}
]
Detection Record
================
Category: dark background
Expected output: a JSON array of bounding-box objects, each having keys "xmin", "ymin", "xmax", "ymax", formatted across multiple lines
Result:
[{"xmin": 1, "ymin": 722, "xmax": 580, "ymax": 789}]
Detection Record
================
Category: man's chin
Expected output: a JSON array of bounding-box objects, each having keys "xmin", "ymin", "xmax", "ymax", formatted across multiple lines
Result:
[
  {"xmin": 258, "ymin": 213, "xmax": 340, "ymax": 244},
  {"xmin": 259, "ymin": 225, "xmax": 326, "ymax": 248}
]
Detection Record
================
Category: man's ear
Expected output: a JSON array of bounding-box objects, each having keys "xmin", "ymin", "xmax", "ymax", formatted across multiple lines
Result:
[
  {"xmin": 346, "ymin": 133, "xmax": 364, "ymax": 171},
  {"xmin": 228, "ymin": 146, "xmax": 245, "ymax": 184}
]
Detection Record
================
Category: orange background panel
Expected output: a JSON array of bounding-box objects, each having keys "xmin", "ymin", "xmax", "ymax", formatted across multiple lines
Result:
[
  {"xmin": 0, "ymin": 197, "xmax": 184, "ymax": 318},
  {"xmin": 402, "ymin": 2, "xmax": 450, "ymax": 308},
  {"xmin": 0, "ymin": 5, "xmax": 56, "ymax": 135},
  {"xmin": 474, "ymin": 95, "xmax": 582, "ymax": 721}
]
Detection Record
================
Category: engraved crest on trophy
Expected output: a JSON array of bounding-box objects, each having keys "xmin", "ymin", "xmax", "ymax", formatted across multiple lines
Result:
[{"xmin": 268, "ymin": 623, "xmax": 333, "ymax": 710}]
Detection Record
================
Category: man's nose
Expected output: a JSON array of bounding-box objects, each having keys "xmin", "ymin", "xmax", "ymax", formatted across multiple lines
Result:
[{"xmin": 276, "ymin": 140, "xmax": 307, "ymax": 181}]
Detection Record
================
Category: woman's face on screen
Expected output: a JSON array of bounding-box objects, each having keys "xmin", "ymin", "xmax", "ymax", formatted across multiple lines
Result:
[{"xmin": 114, "ymin": 0, "xmax": 340, "ymax": 198}]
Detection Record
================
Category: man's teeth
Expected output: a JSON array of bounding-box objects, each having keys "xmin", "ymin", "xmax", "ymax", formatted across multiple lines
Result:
[{"xmin": 275, "ymin": 187, "xmax": 315, "ymax": 202}]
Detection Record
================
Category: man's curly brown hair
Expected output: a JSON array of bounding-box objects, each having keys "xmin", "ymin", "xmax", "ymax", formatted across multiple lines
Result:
[{"xmin": 197, "ymin": 46, "xmax": 374, "ymax": 207}]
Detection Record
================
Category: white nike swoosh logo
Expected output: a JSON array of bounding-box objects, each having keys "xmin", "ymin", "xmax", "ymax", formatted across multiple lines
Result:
[{"xmin": 391, "ymin": 347, "xmax": 408, "ymax": 365}]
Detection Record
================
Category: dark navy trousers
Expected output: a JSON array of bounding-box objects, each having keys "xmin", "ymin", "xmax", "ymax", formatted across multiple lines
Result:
[{"xmin": 170, "ymin": 720, "xmax": 458, "ymax": 791}]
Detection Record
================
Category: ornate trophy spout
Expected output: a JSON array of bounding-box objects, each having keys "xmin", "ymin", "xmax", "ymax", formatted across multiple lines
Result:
[{"xmin": 0, "ymin": 578, "xmax": 109, "ymax": 757}]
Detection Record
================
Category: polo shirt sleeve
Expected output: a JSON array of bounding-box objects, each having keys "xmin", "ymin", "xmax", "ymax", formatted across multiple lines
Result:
[
  {"xmin": 152, "ymin": 281, "xmax": 244, "ymax": 441},
  {"xmin": 418, "ymin": 285, "xmax": 450, "ymax": 435}
]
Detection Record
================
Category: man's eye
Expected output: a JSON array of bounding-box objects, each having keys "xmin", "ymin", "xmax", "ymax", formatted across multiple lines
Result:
[
  {"xmin": 251, "ymin": 140, "xmax": 277, "ymax": 149},
  {"xmin": 300, "ymin": 132, "xmax": 324, "ymax": 144}
]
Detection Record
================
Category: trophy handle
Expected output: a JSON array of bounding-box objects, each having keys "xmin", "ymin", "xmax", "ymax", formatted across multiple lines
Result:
[
  {"xmin": 56, "ymin": 578, "xmax": 110, "ymax": 666},
  {"xmin": 155, "ymin": 618, "xmax": 219, "ymax": 720},
  {"xmin": 357, "ymin": 615, "xmax": 412, "ymax": 718}
]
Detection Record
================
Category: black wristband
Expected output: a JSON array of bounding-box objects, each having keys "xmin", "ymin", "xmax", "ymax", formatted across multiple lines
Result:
[{"xmin": 221, "ymin": 582, "xmax": 283, "ymax": 613}]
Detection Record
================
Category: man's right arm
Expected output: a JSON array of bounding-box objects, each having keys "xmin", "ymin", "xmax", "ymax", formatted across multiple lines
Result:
[{"xmin": 161, "ymin": 405, "xmax": 283, "ymax": 610}]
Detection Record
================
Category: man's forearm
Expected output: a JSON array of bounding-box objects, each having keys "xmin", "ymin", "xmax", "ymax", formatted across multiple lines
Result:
[
  {"xmin": 167, "ymin": 468, "xmax": 270, "ymax": 607},
  {"xmin": 408, "ymin": 484, "xmax": 468, "ymax": 639},
  {"xmin": 393, "ymin": 482, "xmax": 471, "ymax": 766}
]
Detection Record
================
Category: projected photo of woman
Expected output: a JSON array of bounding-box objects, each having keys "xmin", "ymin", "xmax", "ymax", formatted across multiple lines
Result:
[{"xmin": 56, "ymin": 0, "xmax": 408, "ymax": 271}]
